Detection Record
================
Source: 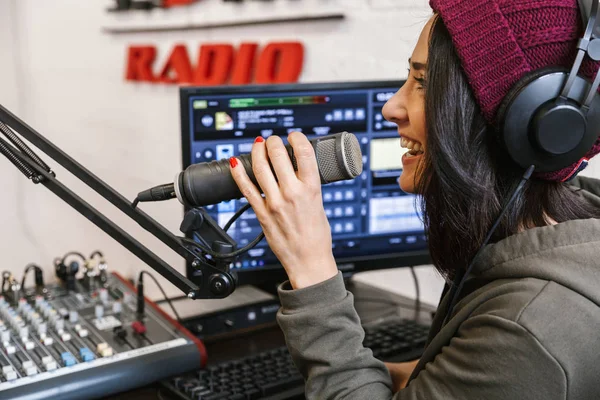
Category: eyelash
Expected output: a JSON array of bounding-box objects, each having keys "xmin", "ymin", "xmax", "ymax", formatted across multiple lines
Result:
[{"xmin": 407, "ymin": 68, "xmax": 427, "ymax": 91}]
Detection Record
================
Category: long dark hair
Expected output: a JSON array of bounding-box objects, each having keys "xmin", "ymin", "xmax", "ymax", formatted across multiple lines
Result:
[{"xmin": 416, "ymin": 15, "xmax": 600, "ymax": 278}]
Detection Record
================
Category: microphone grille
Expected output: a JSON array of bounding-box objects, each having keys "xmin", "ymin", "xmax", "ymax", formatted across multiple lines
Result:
[{"xmin": 316, "ymin": 132, "xmax": 363, "ymax": 182}]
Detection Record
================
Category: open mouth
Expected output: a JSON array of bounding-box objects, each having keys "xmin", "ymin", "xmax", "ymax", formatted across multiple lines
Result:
[{"xmin": 400, "ymin": 137, "xmax": 424, "ymax": 158}]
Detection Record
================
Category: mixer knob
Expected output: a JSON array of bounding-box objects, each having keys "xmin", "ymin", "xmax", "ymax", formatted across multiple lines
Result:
[
  {"xmin": 4, "ymin": 344, "xmax": 15, "ymax": 354},
  {"xmin": 99, "ymin": 289, "xmax": 109, "ymax": 305},
  {"xmin": 95, "ymin": 305, "xmax": 104, "ymax": 320},
  {"xmin": 55, "ymin": 319, "xmax": 65, "ymax": 332},
  {"xmin": 35, "ymin": 296, "xmax": 44, "ymax": 306},
  {"xmin": 59, "ymin": 308, "xmax": 69, "ymax": 319},
  {"xmin": 2, "ymin": 365, "xmax": 16, "ymax": 381},
  {"xmin": 19, "ymin": 326, "xmax": 29, "ymax": 340},
  {"xmin": 1, "ymin": 330, "xmax": 10, "ymax": 343},
  {"xmin": 18, "ymin": 299, "xmax": 27, "ymax": 310},
  {"xmin": 45, "ymin": 362, "xmax": 58, "ymax": 371},
  {"xmin": 37, "ymin": 322, "xmax": 47, "ymax": 336},
  {"xmin": 69, "ymin": 311, "xmax": 79, "ymax": 323},
  {"xmin": 112, "ymin": 301, "xmax": 122, "ymax": 314}
]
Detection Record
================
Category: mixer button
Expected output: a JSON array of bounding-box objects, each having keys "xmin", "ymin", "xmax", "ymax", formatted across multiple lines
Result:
[
  {"xmin": 112, "ymin": 301, "xmax": 122, "ymax": 314},
  {"xmin": 37, "ymin": 322, "xmax": 47, "ymax": 336},
  {"xmin": 100, "ymin": 347, "xmax": 113, "ymax": 357},
  {"xmin": 95, "ymin": 305, "xmax": 104, "ymax": 320},
  {"xmin": 79, "ymin": 348, "xmax": 95, "ymax": 362},
  {"xmin": 25, "ymin": 366, "xmax": 38, "ymax": 376},
  {"xmin": 131, "ymin": 321, "xmax": 147, "ymax": 335},
  {"xmin": 41, "ymin": 356, "xmax": 53, "ymax": 365},
  {"xmin": 24, "ymin": 341, "xmax": 35, "ymax": 350},
  {"xmin": 22, "ymin": 360, "xmax": 33, "ymax": 369},
  {"xmin": 5, "ymin": 345, "xmax": 16, "ymax": 355},
  {"xmin": 69, "ymin": 311, "xmax": 79, "ymax": 323},
  {"xmin": 2, "ymin": 365, "xmax": 13, "ymax": 374},
  {"xmin": 78, "ymin": 329, "xmax": 89, "ymax": 338},
  {"xmin": 97, "ymin": 342, "xmax": 108, "ymax": 353},
  {"xmin": 42, "ymin": 337, "xmax": 54, "ymax": 346},
  {"xmin": 99, "ymin": 289, "xmax": 109, "ymax": 304},
  {"xmin": 45, "ymin": 361, "xmax": 58, "ymax": 371},
  {"xmin": 1, "ymin": 330, "xmax": 10, "ymax": 342},
  {"xmin": 55, "ymin": 320, "xmax": 65, "ymax": 332},
  {"xmin": 4, "ymin": 370, "xmax": 17, "ymax": 381},
  {"xmin": 61, "ymin": 333, "xmax": 72, "ymax": 342},
  {"xmin": 61, "ymin": 352, "xmax": 76, "ymax": 367}
]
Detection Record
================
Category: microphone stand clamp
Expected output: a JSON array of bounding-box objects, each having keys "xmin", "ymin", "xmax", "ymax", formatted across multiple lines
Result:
[{"xmin": 180, "ymin": 208, "xmax": 238, "ymax": 297}]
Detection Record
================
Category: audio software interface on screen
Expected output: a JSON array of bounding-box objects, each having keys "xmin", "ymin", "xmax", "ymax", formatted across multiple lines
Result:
[{"xmin": 181, "ymin": 83, "xmax": 426, "ymax": 273}]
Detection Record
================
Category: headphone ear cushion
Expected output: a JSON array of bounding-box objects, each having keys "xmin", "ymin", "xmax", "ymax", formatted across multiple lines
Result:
[{"xmin": 496, "ymin": 66, "xmax": 567, "ymax": 132}]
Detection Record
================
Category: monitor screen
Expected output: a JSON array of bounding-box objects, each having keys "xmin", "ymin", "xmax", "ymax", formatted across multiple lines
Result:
[{"xmin": 180, "ymin": 81, "xmax": 430, "ymax": 285}]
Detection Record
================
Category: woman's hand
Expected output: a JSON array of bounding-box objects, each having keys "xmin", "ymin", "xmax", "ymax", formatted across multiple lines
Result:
[
  {"xmin": 385, "ymin": 360, "xmax": 420, "ymax": 392},
  {"xmin": 229, "ymin": 132, "xmax": 339, "ymax": 289}
]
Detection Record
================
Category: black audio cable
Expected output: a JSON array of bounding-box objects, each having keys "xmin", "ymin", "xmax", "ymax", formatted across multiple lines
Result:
[
  {"xmin": 89, "ymin": 250, "xmax": 104, "ymax": 259},
  {"xmin": 442, "ymin": 165, "xmax": 535, "ymax": 327},
  {"xmin": 181, "ymin": 203, "xmax": 265, "ymax": 259},
  {"xmin": 21, "ymin": 263, "xmax": 44, "ymax": 291},
  {"xmin": 136, "ymin": 270, "xmax": 181, "ymax": 323},
  {"xmin": 410, "ymin": 266, "xmax": 421, "ymax": 319},
  {"xmin": 1, "ymin": 271, "xmax": 12, "ymax": 293},
  {"xmin": 61, "ymin": 251, "xmax": 87, "ymax": 265}
]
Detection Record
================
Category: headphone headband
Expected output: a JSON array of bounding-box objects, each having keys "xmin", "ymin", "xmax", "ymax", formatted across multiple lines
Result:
[{"xmin": 498, "ymin": 0, "xmax": 600, "ymax": 176}]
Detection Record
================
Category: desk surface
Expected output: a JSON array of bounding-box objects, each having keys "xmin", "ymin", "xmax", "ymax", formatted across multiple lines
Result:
[{"xmin": 100, "ymin": 279, "xmax": 437, "ymax": 400}]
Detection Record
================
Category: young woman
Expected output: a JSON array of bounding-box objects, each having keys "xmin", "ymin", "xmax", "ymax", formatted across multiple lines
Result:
[{"xmin": 230, "ymin": 0, "xmax": 600, "ymax": 398}]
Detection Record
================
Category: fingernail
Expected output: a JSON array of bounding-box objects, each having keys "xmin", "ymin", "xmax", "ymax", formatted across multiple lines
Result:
[
  {"xmin": 255, "ymin": 136, "xmax": 264, "ymax": 143},
  {"xmin": 229, "ymin": 157, "xmax": 238, "ymax": 168}
]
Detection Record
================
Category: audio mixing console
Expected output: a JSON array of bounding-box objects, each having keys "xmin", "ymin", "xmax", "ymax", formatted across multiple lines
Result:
[{"xmin": 0, "ymin": 257, "xmax": 205, "ymax": 400}]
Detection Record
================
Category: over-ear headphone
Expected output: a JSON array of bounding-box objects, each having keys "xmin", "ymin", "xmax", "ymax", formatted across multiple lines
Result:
[{"xmin": 497, "ymin": 0, "xmax": 600, "ymax": 174}]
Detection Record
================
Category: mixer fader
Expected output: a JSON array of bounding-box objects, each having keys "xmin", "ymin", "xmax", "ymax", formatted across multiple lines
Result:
[{"xmin": 0, "ymin": 253, "xmax": 205, "ymax": 400}]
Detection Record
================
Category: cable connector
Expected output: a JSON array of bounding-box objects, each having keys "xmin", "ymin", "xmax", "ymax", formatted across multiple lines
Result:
[{"xmin": 136, "ymin": 277, "xmax": 145, "ymax": 322}]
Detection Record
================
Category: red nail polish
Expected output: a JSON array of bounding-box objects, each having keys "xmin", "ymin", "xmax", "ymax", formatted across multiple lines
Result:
[
  {"xmin": 255, "ymin": 136, "xmax": 264, "ymax": 143},
  {"xmin": 229, "ymin": 157, "xmax": 238, "ymax": 168}
]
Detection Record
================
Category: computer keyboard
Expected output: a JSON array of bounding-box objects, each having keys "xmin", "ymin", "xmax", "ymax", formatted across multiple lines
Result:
[{"xmin": 161, "ymin": 318, "xmax": 430, "ymax": 400}]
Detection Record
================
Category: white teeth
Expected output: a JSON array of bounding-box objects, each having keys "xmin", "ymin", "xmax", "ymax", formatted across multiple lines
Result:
[
  {"xmin": 400, "ymin": 138, "xmax": 424, "ymax": 153},
  {"xmin": 400, "ymin": 137, "xmax": 424, "ymax": 155}
]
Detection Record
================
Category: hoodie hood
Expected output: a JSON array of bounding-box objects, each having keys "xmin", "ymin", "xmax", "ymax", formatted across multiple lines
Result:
[{"xmin": 471, "ymin": 176, "xmax": 600, "ymax": 308}]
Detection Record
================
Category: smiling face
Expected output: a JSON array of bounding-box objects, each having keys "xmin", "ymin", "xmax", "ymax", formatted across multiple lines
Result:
[{"xmin": 382, "ymin": 16, "xmax": 434, "ymax": 194}]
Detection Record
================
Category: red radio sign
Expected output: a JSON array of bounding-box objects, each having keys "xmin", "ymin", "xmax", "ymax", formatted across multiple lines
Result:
[{"xmin": 125, "ymin": 41, "xmax": 304, "ymax": 85}]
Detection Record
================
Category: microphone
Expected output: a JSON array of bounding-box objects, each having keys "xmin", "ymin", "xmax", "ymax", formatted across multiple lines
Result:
[{"xmin": 136, "ymin": 132, "xmax": 363, "ymax": 208}]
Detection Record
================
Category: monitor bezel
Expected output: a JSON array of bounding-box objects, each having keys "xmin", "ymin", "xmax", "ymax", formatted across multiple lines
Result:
[{"xmin": 180, "ymin": 80, "xmax": 431, "ymax": 286}]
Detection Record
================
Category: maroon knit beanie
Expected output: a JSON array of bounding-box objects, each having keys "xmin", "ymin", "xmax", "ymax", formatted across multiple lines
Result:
[{"xmin": 430, "ymin": 0, "xmax": 600, "ymax": 182}]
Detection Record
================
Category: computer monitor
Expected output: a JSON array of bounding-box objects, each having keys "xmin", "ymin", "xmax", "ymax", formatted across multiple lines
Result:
[{"xmin": 180, "ymin": 81, "xmax": 431, "ymax": 286}]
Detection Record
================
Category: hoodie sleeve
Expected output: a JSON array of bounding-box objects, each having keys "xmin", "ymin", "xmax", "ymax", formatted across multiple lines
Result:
[{"xmin": 277, "ymin": 272, "xmax": 567, "ymax": 400}]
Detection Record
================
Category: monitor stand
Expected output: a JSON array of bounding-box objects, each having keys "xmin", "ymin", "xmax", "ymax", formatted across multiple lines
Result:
[
  {"xmin": 253, "ymin": 276, "xmax": 435, "ymax": 323},
  {"xmin": 197, "ymin": 278, "xmax": 436, "ymax": 365}
]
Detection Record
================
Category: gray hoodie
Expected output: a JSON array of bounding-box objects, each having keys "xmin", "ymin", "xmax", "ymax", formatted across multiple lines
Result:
[{"xmin": 276, "ymin": 176, "xmax": 600, "ymax": 399}]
